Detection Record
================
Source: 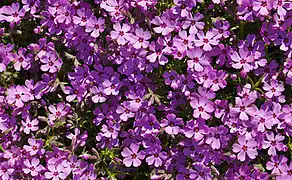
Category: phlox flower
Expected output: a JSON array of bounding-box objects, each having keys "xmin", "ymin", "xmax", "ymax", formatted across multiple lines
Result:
[
  {"xmin": 121, "ymin": 143, "xmax": 145, "ymax": 167},
  {"xmin": 232, "ymin": 135, "xmax": 258, "ymax": 161}
]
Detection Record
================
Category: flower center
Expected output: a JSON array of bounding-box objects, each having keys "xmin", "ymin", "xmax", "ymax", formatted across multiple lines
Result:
[
  {"xmin": 131, "ymin": 153, "xmax": 137, "ymax": 159},
  {"xmin": 13, "ymin": 12, "xmax": 19, "ymax": 17},
  {"xmin": 56, "ymin": 111, "xmax": 61, "ymax": 116},
  {"xmin": 81, "ymin": 17, "xmax": 87, "ymax": 22},
  {"xmin": 240, "ymin": 59, "xmax": 246, "ymax": 64},
  {"xmin": 119, "ymin": 31, "xmax": 124, "ymax": 36},
  {"xmin": 193, "ymin": 57, "xmax": 199, "ymax": 63},
  {"xmin": 198, "ymin": 106, "xmax": 204, "ymax": 112},
  {"xmin": 18, "ymin": 57, "xmax": 24, "ymax": 62},
  {"xmin": 15, "ymin": 94, "xmax": 21, "ymax": 99},
  {"xmin": 242, "ymin": 145, "xmax": 247, "ymax": 151},
  {"xmin": 261, "ymin": 1, "xmax": 267, "ymax": 7}
]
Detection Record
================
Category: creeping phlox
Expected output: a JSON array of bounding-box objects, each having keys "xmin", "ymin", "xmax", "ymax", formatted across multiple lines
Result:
[{"xmin": 0, "ymin": 0, "xmax": 291, "ymax": 179}]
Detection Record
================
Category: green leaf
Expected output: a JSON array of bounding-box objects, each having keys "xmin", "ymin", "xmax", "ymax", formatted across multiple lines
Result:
[
  {"xmin": 0, "ymin": 144, "xmax": 5, "ymax": 152},
  {"xmin": 0, "ymin": 127, "xmax": 13, "ymax": 138},
  {"xmin": 252, "ymin": 73, "xmax": 266, "ymax": 90}
]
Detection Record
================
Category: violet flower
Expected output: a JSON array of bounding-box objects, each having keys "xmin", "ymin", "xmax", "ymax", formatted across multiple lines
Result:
[
  {"xmin": 121, "ymin": 143, "xmax": 145, "ymax": 167},
  {"xmin": 232, "ymin": 135, "xmax": 258, "ymax": 161},
  {"xmin": 194, "ymin": 31, "xmax": 220, "ymax": 51}
]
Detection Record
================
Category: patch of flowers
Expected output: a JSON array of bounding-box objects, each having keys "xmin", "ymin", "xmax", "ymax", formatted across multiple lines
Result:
[{"xmin": 0, "ymin": 0, "xmax": 291, "ymax": 179}]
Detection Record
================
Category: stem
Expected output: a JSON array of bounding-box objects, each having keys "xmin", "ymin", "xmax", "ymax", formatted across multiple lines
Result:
[
  {"xmin": 252, "ymin": 73, "xmax": 266, "ymax": 90},
  {"xmin": 239, "ymin": 22, "xmax": 245, "ymax": 39}
]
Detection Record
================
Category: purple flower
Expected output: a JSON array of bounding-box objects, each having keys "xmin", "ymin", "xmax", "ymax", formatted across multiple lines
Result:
[
  {"xmin": 121, "ymin": 143, "xmax": 145, "ymax": 167},
  {"xmin": 173, "ymin": 30, "xmax": 195, "ymax": 52},
  {"xmin": 266, "ymin": 156, "xmax": 288, "ymax": 175},
  {"xmin": 116, "ymin": 102, "xmax": 135, "ymax": 121},
  {"xmin": 6, "ymin": 85, "xmax": 31, "ymax": 108},
  {"xmin": 101, "ymin": 121, "xmax": 120, "ymax": 139},
  {"xmin": 23, "ymin": 158, "xmax": 44, "ymax": 177},
  {"xmin": 232, "ymin": 135, "xmax": 258, "ymax": 161},
  {"xmin": 40, "ymin": 52, "xmax": 62, "ymax": 73},
  {"xmin": 194, "ymin": 31, "xmax": 219, "ymax": 51},
  {"xmin": 90, "ymin": 86, "xmax": 106, "ymax": 103},
  {"xmin": 138, "ymin": 114, "xmax": 160, "ymax": 134},
  {"xmin": 213, "ymin": 20, "xmax": 230, "ymax": 39},
  {"xmin": 21, "ymin": 116, "xmax": 38, "ymax": 134},
  {"xmin": 237, "ymin": 84, "xmax": 257, "ymax": 102},
  {"xmin": 173, "ymin": 0, "xmax": 194, "ymax": 17},
  {"xmin": 3, "ymin": 146, "xmax": 21, "ymax": 166},
  {"xmin": 274, "ymin": 0, "xmax": 289, "ymax": 16},
  {"xmin": 145, "ymin": 148, "xmax": 167, "ymax": 167},
  {"xmin": 230, "ymin": 49, "xmax": 254, "ymax": 72},
  {"xmin": 160, "ymin": 113, "xmax": 183, "ymax": 135},
  {"xmin": 22, "ymin": 0, "xmax": 40, "ymax": 14},
  {"xmin": 182, "ymin": 12, "xmax": 205, "ymax": 35},
  {"xmin": 262, "ymin": 132, "xmax": 285, "ymax": 156},
  {"xmin": 205, "ymin": 126, "xmax": 228, "ymax": 149},
  {"xmin": 147, "ymin": 41, "xmax": 168, "ymax": 65},
  {"xmin": 10, "ymin": 48, "xmax": 32, "ymax": 71},
  {"xmin": 230, "ymin": 97, "xmax": 257, "ymax": 120},
  {"xmin": 183, "ymin": 118, "xmax": 208, "ymax": 141},
  {"xmin": 0, "ymin": 3, "xmax": 26, "ymax": 24},
  {"xmin": 0, "ymin": 161, "xmax": 14, "ymax": 180},
  {"xmin": 151, "ymin": 15, "xmax": 175, "ymax": 35},
  {"xmin": 45, "ymin": 164, "xmax": 69, "ymax": 180},
  {"xmin": 85, "ymin": 16, "xmax": 105, "ymax": 38},
  {"xmin": 100, "ymin": 0, "xmax": 125, "ymax": 20},
  {"xmin": 126, "ymin": 90, "xmax": 144, "ymax": 111},
  {"xmin": 253, "ymin": 106, "xmax": 274, "ymax": 132},
  {"xmin": 66, "ymin": 128, "xmax": 88, "ymax": 149},
  {"xmin": 275, "ymin": 31, "xmax": 292, "ymax": 52},
  {"xmin": 253, "ymin": 0, "xmax": 273, "ymax": 16},
  {"xmin": 263, "ymin": 80, "xmax": 284, "ymax": 98},
  {"xmin": 64, "ymin": 83, "xmax": 87, "ymax": 103},
  {"xmin": 48, "ymin": 103, "xmax": 68, "ymax": 124},
  {"xmin": 130, "ymin": 28, "xmax": 151, "ymax": 49},
  {"xmin": 176, "ymin": 168, "xmax": 197, "ymax": 180},
  {"xmin": 190, "ymin": 97, "xmax": 214, "ymax": 120},
  {"xmin": 193, "ymin": 163, "xmax": 213, "ymax": 180},
  {"xmin": 186, "ymin": 48, "xmax": 210, "ymax": 72},
  {"xmin": 204, "ymin": 70, "xmax": 228, "ymax": 91},
  {"xmin": 33, "ymin": 38, "xmax": 55, "ymax": 59},
  {"xmin": 72, "ymin": 8, "xmax": 93, "ymax": 26},
  {"xmin": 102, "ymin": 77, "xmax": 120, "ymax": 96},
  {"xmin": 110, "ymin": 23, "xmax": 132, "ymax": 45},
  {"xmin": 23, "ymin": 138, "xmax": 44, "ymax": 156},
  {"xmin": 163, "ymin": 70, "xmax": 181, "ymax": 89},
  {"xmin": 54, "ymin": 5, "xmax": 72, "ymax": 25}
]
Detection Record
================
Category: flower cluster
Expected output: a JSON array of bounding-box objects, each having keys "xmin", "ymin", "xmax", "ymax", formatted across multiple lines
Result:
[{"xmin": 0, "ymin": 0, "xmax": 291, "ymax": 179}]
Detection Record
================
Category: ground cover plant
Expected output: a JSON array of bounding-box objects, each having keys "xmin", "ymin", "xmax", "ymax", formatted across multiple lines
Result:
[{"xmin": 0, "ymin": 0, "xmax": 291, "ymax": 179}]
